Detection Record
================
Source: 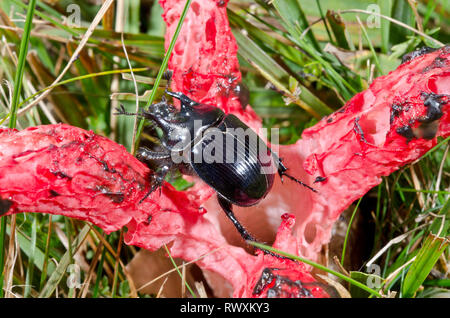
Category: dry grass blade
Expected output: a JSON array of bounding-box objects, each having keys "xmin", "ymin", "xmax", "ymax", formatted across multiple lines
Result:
[
  {"xmin": 39, "ymin": 225, "xmax": 91, "ymax": 298},
  {"xmin": 366, "ymin": 224, "xmax": 428, "ymax": 268},
  {"xmin": 87, "ymin": 225, "xmax": 138, "ymax": 297},
  {"xmin": 4, "ymin": 215, "xmax": 17, "ymax": 298},
  {"xmin": 109, "ymin": 0, "xmax": 125, "ymax": 141},
  {"xmin": 79, "ymin": 242, "xmax": 104, "ymax": 298},
  {"xmin": 410, "ymin": 164, "xmax": 425, "ymax": 209},
  {"xmin": 156, "ymin": 277, "xmax": 169, "ymax": 298},
  {"xmin": 111, "ymin": 229, "xmax": 124, "ymax": 297},
  {"xmin": 316, "ymin": 274, "xmax": 351, "ymax": 298},
  {"xmin": 195, "ymin": 281, "xmax": 208, "ymax": 298},
  {"xmin": 136, "ymin": 246, "xmax": 224, "ymax": 292},
  {"xmin": 18, "ymin": 0, "xmax": 115, "ymax": 114},
  {"xmin": 432, "ymin": 145, "xmax": 449, "ymax": 207}
]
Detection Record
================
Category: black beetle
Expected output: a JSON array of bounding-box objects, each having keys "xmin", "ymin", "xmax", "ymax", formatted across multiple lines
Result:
[{"xmin": 116, "ymin": 91, "xmax": 315, "ymax": 255}]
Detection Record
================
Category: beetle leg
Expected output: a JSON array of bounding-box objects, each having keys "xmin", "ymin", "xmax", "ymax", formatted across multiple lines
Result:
[
  {"xmin": 136, "ymin": 147, "xmax": 173, "ymax": 203},
  {"xmin": 217, "ymin": 196, "xmax": 289, "ymax": 260},
  {"xmin": 114, "ymin": 104, "xmax": 146, "ymax": 117},
  {"xmin": 136, "ymin": 147, "xmax": 171, "ymax": 161},
  {"xmin": 218, "ymin": 196, "xmax": 257, "ymax": 242}
]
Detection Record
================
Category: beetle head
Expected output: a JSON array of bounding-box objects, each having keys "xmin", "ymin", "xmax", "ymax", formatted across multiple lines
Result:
[{"xmin": 145, "ymin": 100, "xmax": 177, "ymax": 119}]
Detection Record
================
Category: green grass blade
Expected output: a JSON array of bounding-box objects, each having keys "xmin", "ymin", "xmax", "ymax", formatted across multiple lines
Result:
[
  {"xmin": 227, "ymin": 10, "xmax": 306, "ymax": 68},
  {"xmin": 111, "ymin": 229, "xmax": 124, "ymax": 298},
  {"xmin": 163, "ymin": 244, "xmax": 197, "ymax": 298},
  {"xmin": 147, "ymin": 0, "xmax": 165, "ymax": 37},
  {"xmin": 24, "ymin": 216, "xmax": 38, "ymax": 297},
  {"xmin": 402, "ymin": 234, "xmax": 448, "ymax": 298},
  {"xmin": 134, "ymin": 0, "xmax": 192, "ymax": 153},
  {"xmin": 40, "ymin": 216, "xmax": 53, "ymax": 289},
  {"xmin": 6, "ymin": 225, "xmax": 56, "ymax": 275},
  {"xmin": 341, "ymin": 198, "xmax": 362, "ymax": 265},
  {"xmin": 429, "ymin": 198, "xmax": 450, "ymax": 237},
  {"xmin": 8, "ymin": 0, "xmax": 36, "ymax": 127},
  {"xmin": 92, "ymin": 234, "xmax": 107, "ymax": 298},
  {"xmin": 390, "ymin": 0, "xmax": 415, "ymax": 46},
  {"xmin": 378, "ymin": 0, "xmax": 392, "ymax": 54},
  {"xmin": 356, "ymin": 15, "xmax": 383, "ymax": 75},
  {"xmin": 233, "ymin": 30, "xmax": 286, "ymax": 79},
  {"xmin": 315, "ymin": 0, "xmax": 334, "ymax": 45},
  {"xmin": 233, "ymin": 30, "xmax": 333, "ymax": 117},
  {"xmin": 144, "ymin": 0, "xmax": 192, "ymax": 109},
  {"xmin": 271, "ymin": 1, "xmax": 357, "ymax": 99},
  {"xmin": 326, "ymin": 10, "xmax": 351, "ymax": 50},
  {"xmin": 396, "ymin": 189, "xmax": 450, "ymax": 195},
  {"xmin": 125, "ymin": 0, "xmax": 141, "ymax": 34},
  {"xmin": 423, "ymin": 279, "xmax": 450, "ymax": 288},
  {"xmin": 39, "ymin": 225, "xmax": 90, "ymax": 298},
  {"xmin": 272, "ymin": 0, "xmax": 321, "ymax": 52},
  {"xmin": 18, "ymin": 67, "xmax": 148, "ymax": 110},
  {"xmin": 294, "ymin": 37, "xmax": 356, "ymax": 99}
]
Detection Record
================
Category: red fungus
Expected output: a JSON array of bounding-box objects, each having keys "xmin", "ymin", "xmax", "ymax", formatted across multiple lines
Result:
[
  {"xmin": 0, "ymin": 124, "xmax": 201, "ymax": 233},
  {"xmin": 157, "ymin": 0, "xmax": 450, "ymax": 296},
  {"xmin": 0, "ymin": 0, "xmax": 449, "ymax": 298},
  {"xmin": 239, "ymin": 214, "xmax": 331, "ymax": 298}
]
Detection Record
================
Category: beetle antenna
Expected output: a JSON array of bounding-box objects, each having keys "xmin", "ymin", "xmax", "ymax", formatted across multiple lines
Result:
[
  {"xmin": 281, "ymin": 172, "xmax": 317, "ymax": 193},
  {"xmin": 274, "ymin": 154, "xmax": 317, "ymax": 193}
]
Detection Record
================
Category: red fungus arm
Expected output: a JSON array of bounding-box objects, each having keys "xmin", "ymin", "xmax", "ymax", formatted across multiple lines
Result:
[
  {"xmin": 289, "ymin": 46, "xmax": 450, "ymax": 258},
  {"xmin": 0, "ymin": 124, "xmax": 201, "ymax": 233}
]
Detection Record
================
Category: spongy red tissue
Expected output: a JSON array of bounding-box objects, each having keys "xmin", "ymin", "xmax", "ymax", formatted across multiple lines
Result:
[{"xmin": 0, "ymin": 0, "xmax": 448, "ymax": 298}]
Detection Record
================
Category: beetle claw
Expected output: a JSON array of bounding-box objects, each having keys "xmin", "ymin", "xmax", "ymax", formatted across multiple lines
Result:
[
  {"xmin": 139, "ymin": 167, "xmax": 170, "ymax": 203},
  {"xmin": 114, "ymin": 105, "xmax": 146, "ymax": 118},
  {"xmin": 113, "ymin": 104, "xmax": 127, "ymax": 115},
  {"xmin": 139, "ymin": 182, "xmax": 160, "ymax": 204}
]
